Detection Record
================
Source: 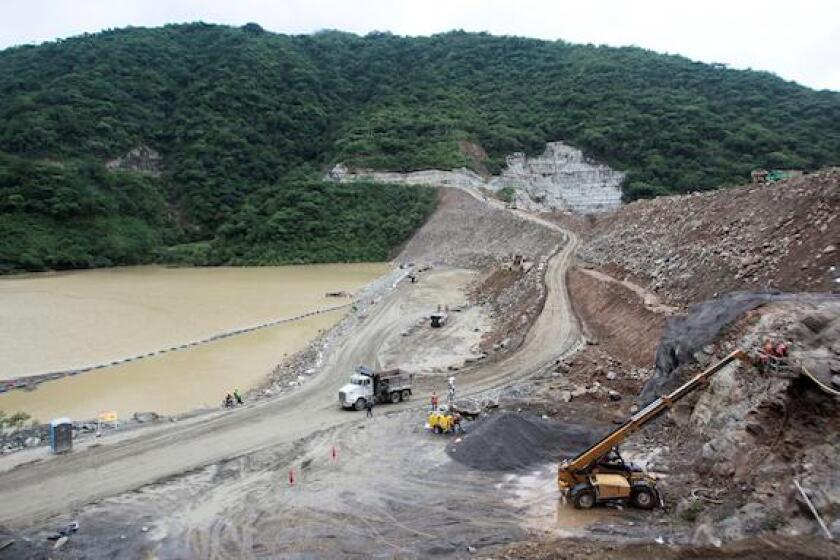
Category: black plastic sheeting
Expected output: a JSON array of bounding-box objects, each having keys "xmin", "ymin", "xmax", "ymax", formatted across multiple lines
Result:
[{"xmin": 639, "ymin": 291, "xmax": 837, "ymax": 405}]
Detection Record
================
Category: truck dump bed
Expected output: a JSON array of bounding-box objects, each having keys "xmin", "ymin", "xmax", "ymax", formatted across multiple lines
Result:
[
  {"xmin": 378, "ymin": 368, "xmax": 407, "ymax": 378},
  {"xmin": 379, "ymin": 368, "xmax": 413, "ymax": 389}
]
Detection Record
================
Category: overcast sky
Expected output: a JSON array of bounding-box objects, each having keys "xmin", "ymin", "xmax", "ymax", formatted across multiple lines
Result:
[{"xmin": 2, "ymin": 0, "xmax": 839, "ymax": 91}]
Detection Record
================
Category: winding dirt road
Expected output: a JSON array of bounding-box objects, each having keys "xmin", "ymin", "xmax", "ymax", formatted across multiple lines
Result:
[{"xmin": 0, "ymin": 193, "xmax": 581, "ymax": 528}]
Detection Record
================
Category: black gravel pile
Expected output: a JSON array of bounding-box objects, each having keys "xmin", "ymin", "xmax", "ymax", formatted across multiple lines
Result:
[{"xmin": 446, "ymin": 412, "xmax": 606, "ymax": 472}]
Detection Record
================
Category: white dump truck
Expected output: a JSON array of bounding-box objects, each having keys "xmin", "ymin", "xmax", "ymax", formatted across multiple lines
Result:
[{"xmin": 339, "ymin": 366, "xmax": 414, "ymax": 410}]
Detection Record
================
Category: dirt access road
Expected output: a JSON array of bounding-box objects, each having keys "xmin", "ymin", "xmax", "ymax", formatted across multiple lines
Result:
[{"xmin": 0, "ymin": 190, "xmax": 581, "ymax": 529}]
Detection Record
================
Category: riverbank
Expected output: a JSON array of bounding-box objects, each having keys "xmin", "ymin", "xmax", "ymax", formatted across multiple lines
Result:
[
  {"xmin": 0, "ymin": 265, "xmax": 409, "ymax": 455},
  {"xmin": 0, "ymin": 263, "xmax": 389, "ymax": 425},
  {"xmin": 1, "ymin": 263, "xmax": 388, "ymax": 380}
]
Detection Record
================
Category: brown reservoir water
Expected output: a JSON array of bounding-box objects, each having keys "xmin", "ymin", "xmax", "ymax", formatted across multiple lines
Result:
[{"xmin": 0, "ymin": 263, "xmax": 387, "ymax": 421}]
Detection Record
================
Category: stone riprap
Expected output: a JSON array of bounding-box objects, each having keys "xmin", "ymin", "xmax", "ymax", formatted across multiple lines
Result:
[{"xmin": 327, "ymin": 141, "xmax": 624, "ymax": 214}]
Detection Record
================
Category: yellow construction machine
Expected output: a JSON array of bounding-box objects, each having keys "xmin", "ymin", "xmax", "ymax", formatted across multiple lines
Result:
[
  {"xmin": 427, "ymin": 404, "xmax": 462, "ymax": 434},
  {"xmin": 557, "ymin": 349, "xmax": 749, "ymax": 509}
]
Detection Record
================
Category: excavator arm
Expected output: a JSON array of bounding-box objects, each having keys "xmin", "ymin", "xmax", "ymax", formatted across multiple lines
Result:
[{"xmin": 558, "ymin": 349, "xmax": 748, "ymax": 489}]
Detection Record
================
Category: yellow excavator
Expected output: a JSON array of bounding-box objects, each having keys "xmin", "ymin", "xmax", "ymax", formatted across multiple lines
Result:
[{"xmin": 557, "ymin": 349, "xmax": 749, "ymax": 509}]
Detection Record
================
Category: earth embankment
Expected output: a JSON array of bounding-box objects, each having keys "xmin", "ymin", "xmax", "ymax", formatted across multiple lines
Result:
[
  {"xmin": 398, "ymin": 187, "xmax": 558, "ymax": 268},
  {"xmin": 574, "ymin": 169, "xmax": 840, "ymax": 306}
]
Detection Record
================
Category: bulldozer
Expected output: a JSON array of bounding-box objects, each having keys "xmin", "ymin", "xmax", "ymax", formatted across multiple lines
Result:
[{"xmin": 557, "ymin": 349, "xmax": 749, "ymax": 509}]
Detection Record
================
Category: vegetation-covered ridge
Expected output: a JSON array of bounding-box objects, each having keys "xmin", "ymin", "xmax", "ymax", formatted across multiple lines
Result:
[{"xmin": 1, "ymin": 23, "xmax": 838, "ymax": 272}]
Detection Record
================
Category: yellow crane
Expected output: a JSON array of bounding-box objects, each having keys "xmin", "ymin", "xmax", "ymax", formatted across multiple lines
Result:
[{"xmin": 558, "ymin": 349, "xmax": 750, "ymax": 509}]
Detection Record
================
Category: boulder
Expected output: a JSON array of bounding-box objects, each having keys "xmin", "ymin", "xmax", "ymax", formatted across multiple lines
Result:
[{"xmin": 570, "ymin": 386, "xmax": 588, "ymax": 398}]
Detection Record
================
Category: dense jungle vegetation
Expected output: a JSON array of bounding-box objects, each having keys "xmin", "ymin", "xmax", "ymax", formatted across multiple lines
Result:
[{"xmin": 1, "ymin": 23, "xmax": 837, "ymax": 272}]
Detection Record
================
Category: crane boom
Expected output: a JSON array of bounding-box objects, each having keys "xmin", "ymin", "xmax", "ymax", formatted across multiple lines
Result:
[{"xmin": 559, "ymin": 349, "xmax": 747, "ymax": 480}]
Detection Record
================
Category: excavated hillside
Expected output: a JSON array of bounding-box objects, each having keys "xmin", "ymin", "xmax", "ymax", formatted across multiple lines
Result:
[
  {"xmin": 544, "ymin": 169, "xmax": 840, "ymax": 551},
  {"xmin": 573, "ymin": 169, "xmax": 840, "ymax": 307}
]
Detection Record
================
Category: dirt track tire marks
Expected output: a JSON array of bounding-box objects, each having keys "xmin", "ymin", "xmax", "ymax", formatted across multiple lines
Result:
[{"xmin": 0, "ymin": 186, "xmax": 582, "ymax": 528}]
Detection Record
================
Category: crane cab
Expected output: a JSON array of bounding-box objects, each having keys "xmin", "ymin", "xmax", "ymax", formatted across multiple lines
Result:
[
  {"xmin": 557, "ymin": 350, "xmax": 749, "ymax": 511},
  {"xmin": 560, "ymin": 447, "xmax": 658, "ymax": 510}
]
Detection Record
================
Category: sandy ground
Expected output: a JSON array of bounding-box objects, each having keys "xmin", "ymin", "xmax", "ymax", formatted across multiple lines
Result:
[
  {"xmin": 6, "ymin": 411, "xmax": 628, "ymax": 559},
  {"xmin": 379, "ymin": 270, "xmax": 490, "ymax": 373},
  {"xmin": 0, "ymin": 187, "xmax": 582, "ymax": 543}
]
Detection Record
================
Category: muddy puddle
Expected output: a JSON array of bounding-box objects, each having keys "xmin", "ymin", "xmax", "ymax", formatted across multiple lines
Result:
[{"xmin": 0, "ymin": 263, "xmax": 387, "ymax": 420}]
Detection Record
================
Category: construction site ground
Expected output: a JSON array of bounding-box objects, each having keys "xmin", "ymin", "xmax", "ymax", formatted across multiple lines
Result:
[{"xmin": 2, "ymin": 175, "xmax": 840, "ymax": 559}]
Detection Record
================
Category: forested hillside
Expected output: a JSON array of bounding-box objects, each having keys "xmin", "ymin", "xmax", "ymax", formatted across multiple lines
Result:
[{"xmin": 1, "ymin": 23, "xmax": 838, "ymax": 272}]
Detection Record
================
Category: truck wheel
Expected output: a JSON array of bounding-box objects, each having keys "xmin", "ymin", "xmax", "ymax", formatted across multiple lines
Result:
[
  {"xmin": 572, "ymin": 486, "xmax": 596, "ymax": 510},
  {"xmin": 434, "ymin": 425, "xmax": 443, "ymax": 434},
  {"xmin": 390, "ymin": 392, "xmax": 400, "ymax": 404},
  {"xmin": 630, "ymin": 485, "xmax": 657, "ymax": 510},
  {"xmin": 401, "ymin": 390, "xmax": 410, "ymax": 401},
  {"xmin": 354, "ymin": 399, "xmax": 365, "ymax": 411}
]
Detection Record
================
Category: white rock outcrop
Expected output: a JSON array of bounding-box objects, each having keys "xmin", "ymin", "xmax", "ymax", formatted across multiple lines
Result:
[
  {"xmin": 327, "ymin": 141, "xmax": 624, "ymax": 214},
  {"xmin": 489, "ymin": 142, "xmax": 624, "ymax": 213},
  {"xmin": 106, "ymin": 144, "xmax": 163, "ymax": 175}
]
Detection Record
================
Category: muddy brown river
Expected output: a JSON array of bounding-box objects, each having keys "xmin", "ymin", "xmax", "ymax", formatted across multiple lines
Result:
[{"xmin": 0, "ymin": 263, "xmax": 387, "ymax": 421}]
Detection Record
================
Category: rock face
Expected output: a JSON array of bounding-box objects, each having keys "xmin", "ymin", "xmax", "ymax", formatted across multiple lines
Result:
[
  {"xmin": 106, "ymin": 145, "xmax": 163, "ymax": 175},
  {"xmin": 663, "ymin": 299, "xmax": 840, "ymax": 542},
  {"xmin": 639, "ymin": 291, "xmax": 824, "ymax": 404},
  {"xmin": 328, "ymin": 163, "xmax": 485, "ymax": 189},
  {"xmin": 327, "ymin": 141, "xmax": 623, "ymax": 214},
  {"xmin": 488, "ymin": 142, "xmax": 623, "ymax": 213}
]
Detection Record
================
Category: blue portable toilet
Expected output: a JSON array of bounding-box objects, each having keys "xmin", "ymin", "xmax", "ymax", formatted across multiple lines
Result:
[{"xmin": 49, "ymin": 417, "xmax": 73, "ymax": 454}]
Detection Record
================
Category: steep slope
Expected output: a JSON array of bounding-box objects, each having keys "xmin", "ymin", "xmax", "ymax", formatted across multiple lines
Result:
[
  {"xmin": 1, "ymin": 24, "xmax": 839, "ymax": 272},
  {"xmin": 575, "ymin": 169, "xmax": 840, "ymax": 306}
]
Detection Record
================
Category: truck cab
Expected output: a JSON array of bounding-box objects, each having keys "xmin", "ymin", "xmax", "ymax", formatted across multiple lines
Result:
[{"xmin": 339, "ymin": 372, "xmax": 373, "ymax": 410}]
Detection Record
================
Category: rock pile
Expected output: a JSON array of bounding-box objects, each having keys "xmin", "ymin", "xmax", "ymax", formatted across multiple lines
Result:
[
  {"xmin": 578, "ymin": 169, "xmax": 840, "ymax": 306},
  {"xmin": 469, "ymin": 253, "xmax": 551, "ymax": 355},
  {"xmin": 447, "ymin": 412, "xmax": 606, "ymax": 471}
]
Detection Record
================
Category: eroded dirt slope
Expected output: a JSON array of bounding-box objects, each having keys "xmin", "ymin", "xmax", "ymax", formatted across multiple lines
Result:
[{"xmin": 567, "ymin": 268, "xmax": 668, "ymax": 368}]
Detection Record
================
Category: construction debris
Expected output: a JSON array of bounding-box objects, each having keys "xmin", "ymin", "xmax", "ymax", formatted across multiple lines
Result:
[{"xmin": 577, "ymin": 169, "xmax": 840, "ymax": 305}]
